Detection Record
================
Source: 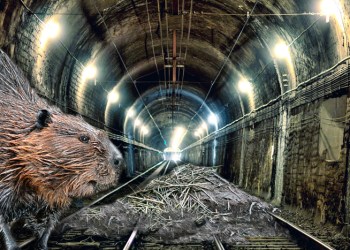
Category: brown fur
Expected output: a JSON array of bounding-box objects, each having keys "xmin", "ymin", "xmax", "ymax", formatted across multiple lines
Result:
[
  {"xmin": 0, "ymin": 105, "xmax": 121, "ymax": 209},
  {"xmin": 0, "ymin": 49, "xmax": 123, "ymax": 219}
]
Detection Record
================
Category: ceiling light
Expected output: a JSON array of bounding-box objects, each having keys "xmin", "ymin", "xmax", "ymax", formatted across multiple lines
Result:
[
  {"xmin": 274, "ymin": 42, "xmax": 290, "ymax": 59},
  {"xmin": 40, "ymin": 20, "xmax": 60, "ymax": 45},
  {"xmin": 208, "ymin": 113, "xmax": 218, "ymax": 126},
  {"xmin": 238, "ymin": 79, "xmax": 252, "ymax": 93},
  {"xmin": 44, "ymin": 20, "xmax": 60, "ymax": 39},
  {"xmin": 171, "ymin": 126, "xmax": 187, "ymax": 149},
  {"xmin": 107, "ymin": 91, "xmax": 119, "ymax": 103},
  {"xmin": 134, "ymin": 118, "xmax": 142, "ymax": 127},
  {"xmin": 320, "ymin": 0, "xmax": 337, "ymax": 17},
  {"xmin": 127, "ymin": 108, "xmax": 136, "ymax": 118},
  {"xmin": 201, "ymin": 122, "xmax": 208, "ymax": 130},
  {"xmin": 141, "ymin": 126, "xmax": 149, "ymax": 135},
  {"xmin": 82, "ymin": 64, "xmax": 97, "ymax": 80}
]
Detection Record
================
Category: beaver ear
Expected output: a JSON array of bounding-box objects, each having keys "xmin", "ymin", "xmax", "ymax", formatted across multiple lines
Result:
[{"xmin": 35, "ymin": 109, "xmax": 52, "ymax": 129}]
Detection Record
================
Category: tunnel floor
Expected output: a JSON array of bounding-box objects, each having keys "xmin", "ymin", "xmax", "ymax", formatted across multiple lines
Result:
[{"xmin": 48, "ymin": 164, "xmax": 294, "ymax": 248}]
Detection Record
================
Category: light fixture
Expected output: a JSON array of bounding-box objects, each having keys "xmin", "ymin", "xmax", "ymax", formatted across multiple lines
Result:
[
  {"xmin": 194, "ymin": 131, "xmax": 200, "ymax": 137},
  {"xmin": 238, "ymin": 78, "xmax": 253, "ymax": 93},
  {"xmin": 134, "ymin": 118, "xmax": 142, "ymax": 127},
  {"xmin": 40, "ymin": 20, "xmax": 60, "ymax": 45},
  {"xmin": 320, "ymin": 0, "xmax": 337, "ymax": 22},
  {"xmin": 126, "ymin": 108, "xmax": 136, "ymax": 118},
  {"xmin": 45, "ymin": 20, "xmax": 60, "ymax": 39},
  {"xmin": 82, "ymin": 64, "xmax": 97, "ymax": 80},
  {"xmin": 170, "ymin": 126, "xmax": 187, "ymax": 149},
  {"xmin": 201, "ymin": 122, "xmax": 208, "ymax": 130},
  {"xmin": 208, "ymin": 113, "xmax": 218, "ymax": 126},
  {"xmin": 141, "ymin": 126, "xmax": 149, "ymax": 135},
  {"xmin": 107, "ymin": 91, "xmax": 119, "ymax": 103},
  {"xmin": 274, "ymin": 42, "xmax": 290, "ymax": 59}
]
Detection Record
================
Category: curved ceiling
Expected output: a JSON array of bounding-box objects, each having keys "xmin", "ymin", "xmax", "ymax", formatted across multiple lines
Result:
[{"xmin": 1, "ymin": 0, "xmax": 349, "ymax": 150}]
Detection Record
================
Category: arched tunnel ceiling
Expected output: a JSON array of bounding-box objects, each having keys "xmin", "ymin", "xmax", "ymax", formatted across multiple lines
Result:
[{"xmin": 1, "ymin": 0, "xmax": 348, "ymax": 151}]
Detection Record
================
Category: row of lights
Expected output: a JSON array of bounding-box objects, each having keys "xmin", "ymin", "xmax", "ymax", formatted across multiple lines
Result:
[
  {"xmin": 193, "ymin": 112, "xmax": 219, "ymax": 137},
  {"xmin": 237, "ymin": 41, "xmax": 291, "ymax": 94},
  {"xmin": 40, "ymin": 19, "xmax": 120, "ymax": 104},
  {"xmin": 236, "ymin": 0, "xmax": 341, "ymax": 94},
  {"xmin": 194, "ymin": 122, "xmax": 208, "ymax": 137},
  {"xmin": 126, "ymin": 108, "xmax": 150, "ymax": 136},
  {"xmin": 39, "ymin": 0, "xmax": 339, "ymax": 143}
]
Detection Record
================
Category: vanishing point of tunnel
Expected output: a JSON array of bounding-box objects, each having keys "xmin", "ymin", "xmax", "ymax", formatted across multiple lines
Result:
[{"xmin": 1, "ymin": 0, "xmax": 350, "ymax": 249}]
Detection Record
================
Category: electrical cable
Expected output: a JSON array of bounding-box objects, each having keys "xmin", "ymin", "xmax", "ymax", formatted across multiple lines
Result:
[
  {"xmin": 195, "ymin": 12, "xmax": 323, "ymax": 17},
  {"xmin": 145, "ymin": 0, "xmax": 164, "ymax": 107},
  {"xmin": 93, "ymin": 1, "xmax": 167, "ymax": 146},
  {"xmin": 156, "ymin": 0, "xmax": 168, "ymax": 93},
  {"xmin": 184, "ymin": 57, "xmax": 350, "ymax": 151},
  {"xmin": 185, "ymin": 0, "xmax": 259, "ymax": 131},
  {"xmin": 18, "ymin": 0, "xmax": 162, "ymax": 152}
]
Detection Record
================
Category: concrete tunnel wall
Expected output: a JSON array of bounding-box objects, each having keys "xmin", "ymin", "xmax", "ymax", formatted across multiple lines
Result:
[
  {"xmin": 182, "ymin": 63, "xmax": 350, "ymax": 226},
  {"xmin": 1, "ymin": 0, "xmax": 350, "ymax": 233}
]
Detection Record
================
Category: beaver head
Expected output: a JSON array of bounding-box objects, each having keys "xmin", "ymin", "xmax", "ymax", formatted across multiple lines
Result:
[{"xmin": 6, "ymin": 108, "xmax": 124, "ymax": 209}]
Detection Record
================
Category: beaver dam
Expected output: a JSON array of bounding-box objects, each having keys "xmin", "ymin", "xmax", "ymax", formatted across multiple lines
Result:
[{"xmin": 47, "ymin": 164, "xmax": 293, "ymax": 248}]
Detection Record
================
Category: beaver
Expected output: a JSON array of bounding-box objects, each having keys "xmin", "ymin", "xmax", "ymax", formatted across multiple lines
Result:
[{"xmin": 0, "ymin": 49, "xmax": 124, "ymax": 250}]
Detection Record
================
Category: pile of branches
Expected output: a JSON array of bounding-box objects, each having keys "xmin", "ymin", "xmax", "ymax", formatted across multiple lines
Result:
[
  {"xmin": 120, "ymin": 164, "xmax": 268, "ymax": 228},
  {"xmin": 58, "ymin": 164, "xmax": 280, "ymax": 244}
]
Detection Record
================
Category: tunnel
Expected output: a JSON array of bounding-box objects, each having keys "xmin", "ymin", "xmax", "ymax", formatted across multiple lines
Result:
[{"xmin": 0, "ymin": 0, "xmax": 350, "ymax": 249}]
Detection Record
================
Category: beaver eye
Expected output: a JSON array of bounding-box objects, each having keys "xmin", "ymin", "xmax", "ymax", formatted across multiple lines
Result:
[{"xmin": 79, "ymin": 135, "xmax": 90, "ymax": 143}]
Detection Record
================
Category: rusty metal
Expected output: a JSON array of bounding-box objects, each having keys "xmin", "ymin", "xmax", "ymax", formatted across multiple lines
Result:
[
  {"xmin": 268, "ymin": 212, "xmax": 335, "ymax": 250},
  {"xmin": 172, "ymin": 30, "xmax": 177, "ymax": 84}
]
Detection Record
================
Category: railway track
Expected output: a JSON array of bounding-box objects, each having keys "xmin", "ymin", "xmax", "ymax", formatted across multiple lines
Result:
[
  {"xmin": 44, "ymin": 217, "xmax": 335, "ymax": 250},
  {"xmin": 15, "ymin": 161, "xmax": 337, "ymax": 249}
]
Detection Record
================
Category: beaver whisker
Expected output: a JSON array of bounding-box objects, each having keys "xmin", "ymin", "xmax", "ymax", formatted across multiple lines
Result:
[{"xmin": 0, "ymin": 49, "xmax": 123, "ymax": 250}]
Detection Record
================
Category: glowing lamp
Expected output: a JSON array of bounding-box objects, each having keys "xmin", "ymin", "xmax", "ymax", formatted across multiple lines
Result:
[
  {"xmin": 134, "ymin": 118, "xmax": 142, "ymax": 127},
  {"xmin": 238, "ymin": 79, "xmax": 252, "ymax": 93},
  {"xmin": 127, "ymin": 108, "xmax": 136, "ymax": 118},
  {"xmin": 208, "ymin": 113, "xmax": 218, "ymax": 126},
  {"xmin": 141, "ymin": 126, "xmax": 149, "ymax": 135},
  {"xmin": 82, "ymin": 65, "xmax": 97, "ymax": 80},
  {"xmin": 108, "ymin": 91, "xmax": 119, "ymax": 103},
  {"xmin": 170, "ymin": 126, "xmax": 187, "ymax": 149},
  {"xmin": 321, "ymin": 0, "xmax": 337, "ymax": 18},
  {"xmin": 274, "ymin": 42, "xmax": 290, "ymax": 59},
  {"xmin": 40, "ymin": 20, "xmax": 60, "ymax": 45}
]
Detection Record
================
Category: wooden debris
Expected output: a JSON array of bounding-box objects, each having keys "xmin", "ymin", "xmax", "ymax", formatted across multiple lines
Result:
[{"xmin": 120, "ymin": 164, "xmax": 266, "ymax": 228}]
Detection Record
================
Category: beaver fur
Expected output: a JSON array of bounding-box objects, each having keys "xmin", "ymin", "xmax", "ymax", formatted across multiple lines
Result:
[{"xmin": 0, "ymin": 49, "xmax": 124, "ymax": 250}]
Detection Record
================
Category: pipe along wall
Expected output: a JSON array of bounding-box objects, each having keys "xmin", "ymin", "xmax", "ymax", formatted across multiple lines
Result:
[{"xmin": 182, "ymin": 60, "xmax": 350, "ymax": 229}]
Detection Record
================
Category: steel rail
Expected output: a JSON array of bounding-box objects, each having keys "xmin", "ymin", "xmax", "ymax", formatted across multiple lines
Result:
[
  {"xmin": 18, "ymin": 160, "xmax": 168, "ymax": 248},
  {"xmin": 268, "ymin": 212, "xmax": 335, "ymax": 250},
  {"xmin": 213, "ymin": 235, "xmax": 225, "ymax": 250},
  {"xmin": 123, "ymin": 227, "xmax": 138, "ymax": 250}
]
